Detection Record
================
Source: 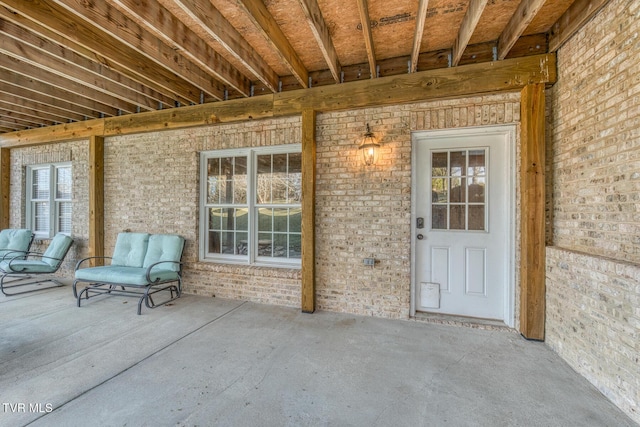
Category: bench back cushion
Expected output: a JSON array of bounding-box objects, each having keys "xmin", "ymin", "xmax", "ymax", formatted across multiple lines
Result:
[
  {"xmin": 111, "ymin": 233, "xmax": 150, "ymax": 267},
  {"xmin": 42, "ymin": 233, "xmax": 74, "ymax": 268},
  {"xmin": 0, "ymin": 229, "xmax": 33, "ymax": 254},
  {"xmin": 142, "ymin": 234, "xmax": 184, "ymax": 272}
]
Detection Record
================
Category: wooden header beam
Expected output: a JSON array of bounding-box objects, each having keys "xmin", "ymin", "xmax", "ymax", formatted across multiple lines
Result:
[{"xmin": 0, "ymin": 53, "xmax": 557, "ymax": 147}]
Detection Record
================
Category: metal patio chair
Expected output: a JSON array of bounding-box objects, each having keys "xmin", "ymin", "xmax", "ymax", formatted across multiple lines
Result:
[{"xmin": 0, "ymin": 233, "xmax": 74, "ymax": 296}]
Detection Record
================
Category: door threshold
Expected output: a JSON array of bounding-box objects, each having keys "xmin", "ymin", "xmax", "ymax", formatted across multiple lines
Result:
[{"xmin": 412, "ymin": 312, "xmax": 516, "ymax": 332}]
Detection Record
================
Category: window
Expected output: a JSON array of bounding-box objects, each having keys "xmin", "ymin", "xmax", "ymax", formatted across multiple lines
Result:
[
  {"xmin": 200, "ymin": 145, "xmax": 302, "ymax": 267},
  {"xmin": 431, "ymin": 149, "xmax": 486, "ymax": 231},
  {"xmin": 26, "ymin": 163, "xmax": 72, "ymax": 238}
]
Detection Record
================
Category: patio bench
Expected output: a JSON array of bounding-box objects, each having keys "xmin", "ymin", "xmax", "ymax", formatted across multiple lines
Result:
[{"xmin": 74, "ymin": 232, "xmax": 185, "ymax": 314}]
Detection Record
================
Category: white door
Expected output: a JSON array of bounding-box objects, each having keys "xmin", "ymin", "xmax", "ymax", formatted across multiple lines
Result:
[{"xmin": 412, "ymin": 126, "xmax": 514, "ymax": 322}]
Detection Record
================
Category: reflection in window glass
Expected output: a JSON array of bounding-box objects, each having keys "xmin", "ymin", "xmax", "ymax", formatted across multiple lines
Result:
[{"xmin": 202, "ymin": 146, "xmax": 301, "ymax": 265}]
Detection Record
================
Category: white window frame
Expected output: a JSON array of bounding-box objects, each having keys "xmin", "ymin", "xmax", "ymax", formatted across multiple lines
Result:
[
  {"xmin": 26, "ymin": 162, "xmax": 72, "ymax": 239},
  {"xmin": 199, "ymin": 144, "xmax": 302, "ymax": 268}
]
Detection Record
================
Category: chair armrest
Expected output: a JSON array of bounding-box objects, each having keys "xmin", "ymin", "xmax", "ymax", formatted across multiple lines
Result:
[
  {"xmin": 75, "ymin": 256, "xmax": 113, "ymax": 271},
  {"xmin": 145, "ymin": 260, "xmax": 183, "ymax": 283}
]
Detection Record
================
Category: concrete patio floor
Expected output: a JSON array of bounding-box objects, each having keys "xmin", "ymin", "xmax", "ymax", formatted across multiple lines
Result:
[{"xmin": 0, "ymin": 283, "xmax": 636, "ymax": 427}]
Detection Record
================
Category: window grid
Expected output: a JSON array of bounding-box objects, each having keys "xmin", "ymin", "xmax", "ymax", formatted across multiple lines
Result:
[
  {"xmin": 27, "ymin": 163, "xmax": 72, "ymax": 238},
  {"xmin": 431, "ymin": 149, "xmax": 486, "ymax": 231},
  {"xmin": 201, "ymin": 146, "xmax": 301, "ymax": 267}
]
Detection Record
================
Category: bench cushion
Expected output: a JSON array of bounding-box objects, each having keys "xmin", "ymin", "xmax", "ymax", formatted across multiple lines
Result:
[
  {"xmin": 0, "ymin": 259, "xmax": 52, "ymax": 273},
  {"xmin": 75, "ymin": 265, "xmax": 179, "ymax": 286},
  {"xmin": 111, "ymin": 233, "xmax": 150, "ymax": 268},
  {"xmin": 142, "ymin": 234, "xmax": 184, "ymax": 272}
]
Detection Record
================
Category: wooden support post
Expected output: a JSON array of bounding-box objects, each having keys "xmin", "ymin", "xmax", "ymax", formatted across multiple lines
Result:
[
  {"xmin": 89, "ymin": 135, "xmax": 105, "ymax": 266},
  {"xmin": 301, "ymin": 110, "xmax": 316, "ymax": 313},
  {"xmin": 0, "ymin": 148, "xmax": 9, "ymax": 229},
  {"xmin": 519, "ymin": 84, "xmax": 546, "ymax": 340}
]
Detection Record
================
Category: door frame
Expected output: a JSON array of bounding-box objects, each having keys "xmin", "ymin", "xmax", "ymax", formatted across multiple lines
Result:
[{"xmin": 410, "ymin": 124, "xmax": 517, "ymax": 327}]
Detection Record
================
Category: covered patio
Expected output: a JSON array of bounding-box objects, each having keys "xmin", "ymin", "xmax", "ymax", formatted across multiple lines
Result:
[{"xmin": 1, "ymin": 285, "xmax": 634, "ymax": 426}]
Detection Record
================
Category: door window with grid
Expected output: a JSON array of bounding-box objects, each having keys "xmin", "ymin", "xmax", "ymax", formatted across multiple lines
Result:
[
  {"xmin": 27, "ymin": 163, "xmax": 72, "ymax": 238},
  {"xmin": 431, "ymin": 149, "xmax": 487, "ymax": 231},
  {"xmin": 200, "ymin": 145, "xmax": 302, "ymax": 267}
]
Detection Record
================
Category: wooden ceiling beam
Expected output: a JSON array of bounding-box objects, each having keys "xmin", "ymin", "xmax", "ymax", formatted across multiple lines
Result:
[
  {"xmin": 0, "ymin": 6, "xmax": 193, "ymax": 107},
  {"xmin": 106, "ymin": 0, "xmax": 252, "ymax": 97},
  {"xmin": 356, "ymin": 0, "xmax": 377, "ymax": 78},
  {"xmin": 0, "ymin": 0, "xmax": 204, "ymax": 104},
  {"xmin": 49, "ymin": 0, "xmax": 231, "ymax": 100},
  {"xmin": 0, "ymin": 99, "xmax": 68, "ymax": 123},
  {"xmin": 0, "ymin": 73, "xmax": 105, "ymax": 121},
  {"xmin": 161, "ymin": 0, "xmax": 279, "ymax": 93},
  {"xmin": 0, "ymin": 54, "xmax": 132, "ymax": 116},
  {"xmin": 548, "ymin": 0, "xmax": 610, "ymax": 52},
  {"xmin": 0, "ymin": 91, "xmax": 88, "ymax": 125},
  {"xmin": 410, "ymin": 0, "xmax": 429, "ymax": 73},
  {"xmin": 238, "ymin": 0, "xmax": 309, "ymax": 89},
  {"xmin": 497, "ymin": 0, "xmax": 547, "ymax": 60},
  {"xmin": 0, "ymin": 108, "xmax": 53, "ymax": 127},
  {"xmin": 297, "ymin": 0, "xmax": 341, "ymax": 83},
  {"xmin": 0, "ymin": 53, "xmax": 556, "ymax": 147},
  {"xmin": 451, "ymin": 0, "xmax": 489, "ymax": 67},
  {"xmin": 0, "ymin": 30, "xmax": 142, "ymax": 114},
  {"xmin": 0, "ymin": 17, "xmax": 165, "ymax": 111}
]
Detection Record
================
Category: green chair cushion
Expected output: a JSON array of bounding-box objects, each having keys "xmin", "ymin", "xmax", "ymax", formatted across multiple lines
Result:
[
  {"xmin": 75, "ymin": 265, "xmax": 179, "ymax": 286},
  {"xmin": 42, "ymin": 234, "xmax": 74, "ymax": 267},
  {"xmin": 0, "ymin": 259, "xmax": 54, "ymax": 273},
  {"xmin": 0, "ymin": 229, "xmax": 33, "ymax": 259},
  {"xmin": 142, "ymin": 234, "xmax": 184, "ymax": 272},
  {"xmin": 111, "ymin": 233, "xmax": 150, "ymax": 268}
]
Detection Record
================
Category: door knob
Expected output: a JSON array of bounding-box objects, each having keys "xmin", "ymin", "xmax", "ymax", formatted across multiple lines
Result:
[{"xmin": 417, "ymin": 234, "xmax": 424, "ymax": 240}]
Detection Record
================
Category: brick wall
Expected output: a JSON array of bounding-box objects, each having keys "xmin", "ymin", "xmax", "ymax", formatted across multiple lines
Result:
[
  {"xmin": 315, "ymin": 95, "xmax": 521, "ymax": 319},
  {"xmin": 546, "ymin": 0, "xmax": 640, "ymax": 423},
  {"xmin": 9, "ymin": 142, "xmax": 88, "ymax": 277}
]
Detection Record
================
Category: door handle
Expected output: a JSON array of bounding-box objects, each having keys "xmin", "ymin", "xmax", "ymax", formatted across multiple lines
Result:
[{"xmin": 417, "ymin": 234, "xmax": 424, "ymax": 240}]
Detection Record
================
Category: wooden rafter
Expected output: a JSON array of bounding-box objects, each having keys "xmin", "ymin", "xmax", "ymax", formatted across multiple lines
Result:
[
  {"xmin": 0, "ymin": 55, "xmax": 126, "ymax": 116},
  {"xmin": 0, "ymin": 18, "xmax": 161, "ymax": 111},
  {"xmin": 0, "ymin": 0, "xmax": 204, "ymax": 104},
  {"xmin": 105, "ymin": 0, "xmax": 251, "ymax": 97},
  {"xmin": 497, "ymin": 0, "xmax": 547, "ymax": 60},
  {"xmin": 410, "ymin": 0, "xmax": 429, "ymax": 73},
  {"xmin": 0, "ymin": 109, "xmax": 50, "ymax": 127},
  {"xmin": 548, "ymin": 0, "xmax": 610, "ymax": 52},
  {"xmin": 161, "ymin": 0, "xmax": 279, "ymax": 93},
  {"xmin": 297, "ymin": 0, "xmax": 341, "ymax": 83},
  {"xmin": 49, "ymin": 0, "xmax": 232, "ymax": 100},
  {"xmin": 0, "ymin": 100, "xmax": 68, "ymax": 124},
  {"xmin": 451, "ymin": 0, "xmax": 489, "ymax": 67},
  {"xmin": 0, "ymin": 69, "xmax": 115, "ymax": 119},
  {"xmin": 238, "ymin": 0, "xmax": 309, "ymax": 89},
  {"xmin": 0, "ymin": 7, "xmax": 193, "ymax": 107},
  {"xmin": 356, "ymin": 0, "xmax": 377, "ymax": 78},
  {"xmin": 0, "ymin": 87, "xmax": 89, "ymax": 123}
]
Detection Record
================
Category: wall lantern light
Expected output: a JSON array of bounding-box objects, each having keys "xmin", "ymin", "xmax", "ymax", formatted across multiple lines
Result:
[{"xmin": 358, "ymin": 123, "xmax": 380, "ymax": 166}]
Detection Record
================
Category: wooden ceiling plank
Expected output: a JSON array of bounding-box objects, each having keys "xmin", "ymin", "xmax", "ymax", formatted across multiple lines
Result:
[
  {"xmin": 0, "ymin": 108, "xmax": 53, "ymax": 127},
  {"xmin": 0, "ymin": 91, "xmax": 88, "ymax": 124},
  {"xmin": 410, "ymin": 0, "xmax": 429, "ymax": 73},
  {"xmin": 0, "ymin": 71, "xmax": 107, "ymax": 119},
  {"xmin": 163, "ymin": 0, "xmax": 279, "ymax": 93},
  {"xmin": 0, "ymin": 7, "xmax": 193, "ymax": 107},
  {"xmin": 237, "ymin": 0, "xmax": 309, "ymax": 88},
  {"xmin": 297, "ymin": 0, "xmax": 341, "ymax": 83},
  {"xmin": 0, "ymin": 17, "xmax": 164, "ymax": 111},
  {"xmin": 48, "ymin": 0, "xmax": 229, "ymax": 100},
  {"xmin": 356, "ymin": 0, "xmax": 377, "ymax": 78},
  {"xmin": 0, "ymin": 31, "xmax": 141, "ymax": 113},
  {"xmin": 497, "ymin": 0, "xmax": 547, "ymax": 60},
  {"xmin": 451, "ymin": 0, "xmax": 489, "ymax": 67},
  {"xmin": 0, "ymin": 54, "xmax": 132, "ymax": 116},
  {"xmin": 0, "ymin": 99, "xmax": 69, "ymax": 123},
  {"xmin": 548, "ymin": 0, "xmax": 610, "ymax": 52},
  {"xmin": 0, "ymin": 0, "xmax": 216, "ymax": 103},
  {"xmin": 106, "ymin": 0, "xmax": 252, "ymax": 97},
  {"xmin": 0, "ymin": 0, "xmax": 203, "ymax": 104}
]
